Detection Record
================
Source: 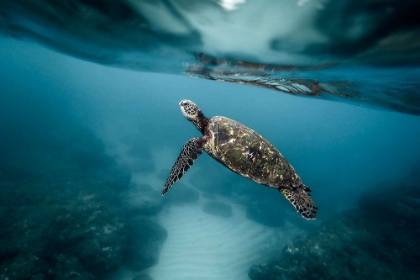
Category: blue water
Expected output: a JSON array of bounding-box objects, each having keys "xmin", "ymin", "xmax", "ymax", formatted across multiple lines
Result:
[{"xmin": 1, "ymin": 1, "xmax": 420, "ymax": 279}]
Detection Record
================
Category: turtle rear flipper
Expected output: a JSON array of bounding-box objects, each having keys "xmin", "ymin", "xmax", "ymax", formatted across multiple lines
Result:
[
  {"xmin": 162, "ymin": 137, "xmax": 204, "ymax": 196},
  {"xmin": 279, "ymin": 185, "xmax": 318, "ymax": 220}
]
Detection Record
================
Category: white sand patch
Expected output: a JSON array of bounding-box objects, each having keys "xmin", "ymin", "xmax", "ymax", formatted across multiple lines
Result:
[
  {"xmin": 147, "ymin": 197, "xmax": 302, "ymax": 280},
  {"xmin": 105, "ymin": 140, "xmax": 303, "ymax": 280}
]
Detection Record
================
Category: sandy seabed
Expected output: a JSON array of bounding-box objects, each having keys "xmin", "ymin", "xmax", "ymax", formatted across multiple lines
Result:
[
  {"xmin": 150, "ymin": 200, "xmax": 300, "ymax": 280},
  {"xmin": 111, "ymin": 146, "xmax": 303, "ymax": 280}
]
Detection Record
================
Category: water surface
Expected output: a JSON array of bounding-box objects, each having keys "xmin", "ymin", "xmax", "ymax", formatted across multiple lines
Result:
[{"xmin": 1, "ymin": 1, "xmax": 420, "ymax": 279}]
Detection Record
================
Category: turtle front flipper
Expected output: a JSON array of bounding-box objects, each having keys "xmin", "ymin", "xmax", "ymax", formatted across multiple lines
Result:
[
  {"xmin": 279, "ymin": 185, "xmax": 318, "ymax": 220},
  {"xmin": 162, "ymin": 137, "xmax": 204, "ymax": 196}
]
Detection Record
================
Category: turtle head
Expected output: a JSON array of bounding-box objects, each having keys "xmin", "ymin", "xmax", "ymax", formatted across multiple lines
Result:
[
  {"xmin": 179, "ymin": 100, "xmax": 208, "ymax": 133},
  {"xmin": 179, "ymin": 100, "xmax": 201, "ymax": 121}
]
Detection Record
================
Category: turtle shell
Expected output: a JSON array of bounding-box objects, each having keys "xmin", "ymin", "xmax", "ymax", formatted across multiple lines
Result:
[{"xmin": 204, "ymin": 116, "xmax": 302, "ymax": 188}]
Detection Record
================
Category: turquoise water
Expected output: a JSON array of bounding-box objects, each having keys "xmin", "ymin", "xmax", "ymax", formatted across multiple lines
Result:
[{"xmin": 1, "ymin": 1, "xmax": 420, "ymax": 279}]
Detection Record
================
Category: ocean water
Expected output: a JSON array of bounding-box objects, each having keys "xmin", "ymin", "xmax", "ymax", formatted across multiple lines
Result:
[{"xmin": 1, "ymin": 1, "xmax": 420, "ymax": 280}]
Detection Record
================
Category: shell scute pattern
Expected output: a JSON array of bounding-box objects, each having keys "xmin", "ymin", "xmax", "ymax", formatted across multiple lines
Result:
[
  {"xmin": 205, "ymin": 116, "xmax": 301, "ymax": 188},
  {"xmin": 163, "ymin": 100, "xmax": 318, "ymax": 220}
]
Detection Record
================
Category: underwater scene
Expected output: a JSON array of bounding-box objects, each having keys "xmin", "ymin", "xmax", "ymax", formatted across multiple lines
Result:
[{"xmin": 1, "ymin": 1, "xmax": 420, "ymax": 279}]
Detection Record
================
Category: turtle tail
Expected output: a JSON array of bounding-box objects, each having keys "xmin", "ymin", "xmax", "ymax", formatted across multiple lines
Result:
[{"xmin": 279, "ymin": 184, "xmax": 318, "ymax": 220}]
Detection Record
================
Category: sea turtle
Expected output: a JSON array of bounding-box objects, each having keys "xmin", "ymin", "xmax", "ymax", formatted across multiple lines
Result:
[{"xmin": 162, "ymin": 100, "xmax": 317, "ymax": 220}]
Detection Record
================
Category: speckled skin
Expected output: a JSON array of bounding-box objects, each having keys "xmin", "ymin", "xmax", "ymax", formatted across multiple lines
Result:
[
  {"xmin": 205, "ymin": 116, "xmax": 302, "ymax": 189},
  {"xmin": 162, "ymin": 100, "xmax": 318, "ymax": 220}
]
